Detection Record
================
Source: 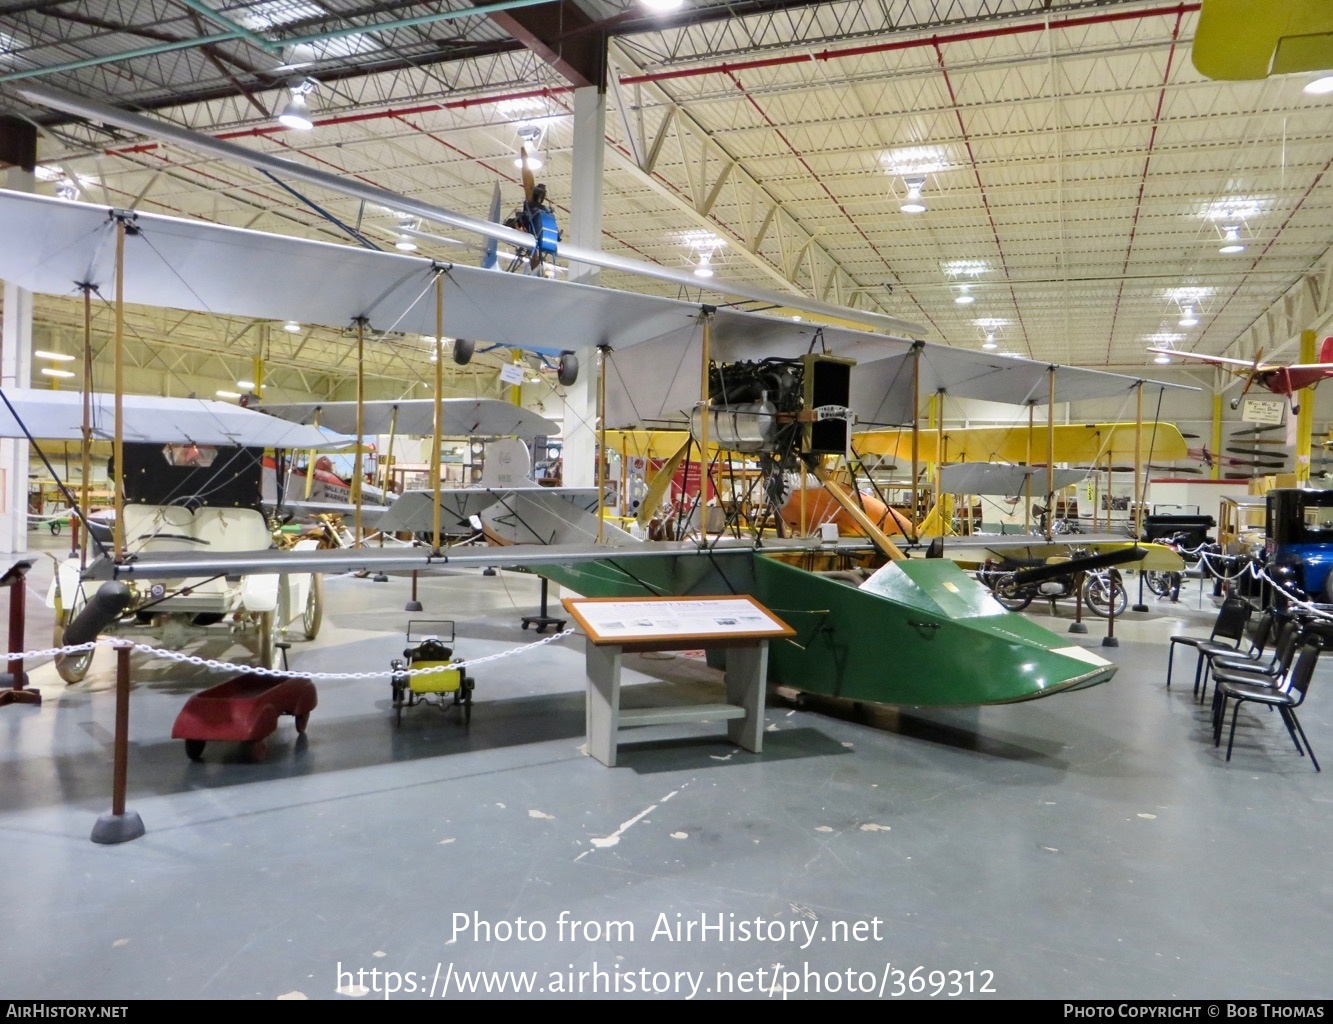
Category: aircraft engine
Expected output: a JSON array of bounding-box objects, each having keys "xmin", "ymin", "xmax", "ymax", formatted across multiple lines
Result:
[{"xmin": 690, "ymin": 355, "xmax": 853, "ymax": 456}]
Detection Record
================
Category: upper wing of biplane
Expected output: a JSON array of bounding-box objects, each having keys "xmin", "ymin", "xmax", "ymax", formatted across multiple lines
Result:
[
  {"xmin": 854, "ymin": 421, "xmax": 1190, "ymax": 465},
  {"xmin": 0, "ymin": 190, "xmax": 1192, "ymax": 432}
]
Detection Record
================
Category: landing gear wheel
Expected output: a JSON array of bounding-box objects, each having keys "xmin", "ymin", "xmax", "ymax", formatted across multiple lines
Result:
[
  {"xmin": 452, "ymin": 337, "xmax": 474, "ymax": 366},
  {"xmin": 294, "ymin": 711, "xmax": 310, "ymax": 735},
  {"xmin": 557, "ymin": 351, "xmax": 578, "ymax": 387},
  {"xmin": 302, "ymin": 575, "xmax": 323, "ymax": 640},
  {"xmin": 250, "ymin": 740, "xmax": 268, "ymax": 762},
  {"xmin": 185, "ymin": 739, "xmax": 205, "ymax": 761}
]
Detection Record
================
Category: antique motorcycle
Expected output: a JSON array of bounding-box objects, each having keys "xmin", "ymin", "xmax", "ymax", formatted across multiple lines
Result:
[{"xmin": 977, "ymin": 546, "xmax": 1143, "ymax": 618}]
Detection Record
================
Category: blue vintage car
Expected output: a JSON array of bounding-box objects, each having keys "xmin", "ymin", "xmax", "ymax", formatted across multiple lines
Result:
[{"xmin": 1266, "ymin": 488, "xmax": 1333, "ymax": 599}]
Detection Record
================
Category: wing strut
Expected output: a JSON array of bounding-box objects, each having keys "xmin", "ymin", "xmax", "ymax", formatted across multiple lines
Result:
[{"xmin": 811, "ymin": 462, "xmax": 904, "ymax": 561}]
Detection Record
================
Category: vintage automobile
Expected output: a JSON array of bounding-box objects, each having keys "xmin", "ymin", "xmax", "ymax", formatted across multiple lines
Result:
[
  {"xmin": 1264, "ymin": 488, "xmax": 1333, "ymax": 600},
  {"xmin": 48, "ymin": 440, "xmax": 322, "ymax": 683}
]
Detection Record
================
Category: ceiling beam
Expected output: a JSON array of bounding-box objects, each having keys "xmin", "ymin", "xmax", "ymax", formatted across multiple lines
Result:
[{"xmin": 479, "ymin": 0, "xmax": 606, "ymax": 89}]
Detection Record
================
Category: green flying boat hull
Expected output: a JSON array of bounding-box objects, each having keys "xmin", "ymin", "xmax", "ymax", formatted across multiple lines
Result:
[{"xmin": 540, "ymin": 553, "xmax": 1115, "ymax": 707}]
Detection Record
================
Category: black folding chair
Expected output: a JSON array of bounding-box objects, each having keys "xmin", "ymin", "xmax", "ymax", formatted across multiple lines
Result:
[
  {"xmin": 1198, "ymin": 609, "xmax": 1283, "ymax": 704},
  {"xmin": 1215, "ymin": 640, "xmax": 1321, "ymax": 772},
  {"xmin": 1166, "ymin": 596, "xmax": 1251, "ymax": 695}
]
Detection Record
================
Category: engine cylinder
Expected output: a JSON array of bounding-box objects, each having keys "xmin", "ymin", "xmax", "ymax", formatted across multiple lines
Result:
[{"xmin": 690, "ymin": 400, "xmax": 778, "ymax": 453}]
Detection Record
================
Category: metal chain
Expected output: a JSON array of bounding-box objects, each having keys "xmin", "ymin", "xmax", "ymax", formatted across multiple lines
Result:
[{"xmin": 7, "ymin": 627, "xmax": 579, "ymax": 680}]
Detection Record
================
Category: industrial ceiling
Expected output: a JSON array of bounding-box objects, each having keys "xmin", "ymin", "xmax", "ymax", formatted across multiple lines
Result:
[{"xmin": 0, "ymin": 0, "xmax": 1330, "ymax": 399}]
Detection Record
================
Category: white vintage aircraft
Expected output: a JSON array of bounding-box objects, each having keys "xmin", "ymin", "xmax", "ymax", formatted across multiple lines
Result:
[{"xmin": 0, "ymin": 185, "xmax": 1190, "ymax": 707}]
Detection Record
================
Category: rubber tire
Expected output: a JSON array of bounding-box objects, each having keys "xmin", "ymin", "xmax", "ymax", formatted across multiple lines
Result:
[
  {"xmin": 185, "ymin": 739, "xmax": 205, "ymax": 761},
  {"xmin": 557, "ymin": 351, "xmax": 578, "ymax": 387},
  {"xmin": 1145, "ymin": 570, "xmax": 1173, "ymax": 598},
  {"xmin": 294, "ymin": 712, "xmax": 309, "ymax": 735},
  {"xmin": 452, "ymin": 337, "xmax": 474, "ymax": 366},
  {"xmin": 55, "ymin": 646, "xmax": 94, "ymax": 684},
  {"xmin": 53, "ymin": 590, "xmax": 94, "ymax": 684},
  {"xmin": 302, "ymin": 575, "xmax": 323, "ymax": 640},
  {"xmin": 990, "ymin": 575, "xmax": 1032, "ymax": 612},
  {"xmin": 1083, "ymin": 573, "xmax": 1128, "ymax": 618}
]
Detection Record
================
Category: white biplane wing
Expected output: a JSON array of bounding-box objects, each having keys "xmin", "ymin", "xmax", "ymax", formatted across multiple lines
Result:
[
  {"xmin": 259, "ymin": 398, "xmax": 557, "ymax": 440},
  {"xmin": 0, "ymin": 387, "xmax": 342, "ymax": 449}
]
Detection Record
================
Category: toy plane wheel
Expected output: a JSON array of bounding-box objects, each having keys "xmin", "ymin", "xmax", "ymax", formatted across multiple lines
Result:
[
  {"xmin": 294, "ymin": 711, "xmax": 310, "ymax": 734},
  {"xmin": 185, "ymin": 739, "xmax": 205, "ymax": 761},
  {"xmin": 453, "ymin": 338, "xmax": 474, "ymax": 366}
]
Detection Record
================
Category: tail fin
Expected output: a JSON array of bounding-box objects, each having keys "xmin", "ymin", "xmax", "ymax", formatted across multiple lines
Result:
[
  {"xmin": 481, "ymin": 183, "xmax": 501, "ymax": 270},
  {"xmin": 1320, "ymin": 335, "xmax": 1333, "ymax": 364}
]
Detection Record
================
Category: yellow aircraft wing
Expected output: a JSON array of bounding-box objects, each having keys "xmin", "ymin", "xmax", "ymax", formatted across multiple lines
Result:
[
  {"xmin": 854, "ymin": 422, "xmax": 1188, "ymax": 465},
  {"xmin": 1192, "ymin": 0, "xmax": 1333, "ymax": 81}
]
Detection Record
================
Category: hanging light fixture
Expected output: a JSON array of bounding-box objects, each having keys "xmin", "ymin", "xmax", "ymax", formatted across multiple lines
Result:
[
  {"xmin": 694, "ymin": 251, "xmax": 715, "ymax": 278},
  {"xmin": 954, "ymin": 285, "xmax": 974, "ymax": 305},
  {"xmin": 283, "ymin": 320, "xmax": 302, "ymax": 334},
  {"xmin": 1178, "ymin": 306, "xmax": 1199, "ymax": 327},
  {"xmin": 900, "ymin": 176, "xmax": 928, "ymax": 214},
  {"xmin": 640, "ymin": 0, "xmax": 684, "ymax": 11},
  {"xmin": 1304, "ymin": 74, "xmax": 1333, "ymax": 95},
  {"xmin": 982, "ymin": 332, "xmax": 997, "ymax": 350},
  {"xmin": 1219, "ymin": 225, "xmax": 1246, "ymax": 254},
  {"xmin": 278, "ymin": 78, "xmax": 317, "ymax": 130}
]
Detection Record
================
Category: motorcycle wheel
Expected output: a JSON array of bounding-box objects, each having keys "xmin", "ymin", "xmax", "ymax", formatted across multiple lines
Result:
[
  {"xmin": 1083, "ymin": 572, "xmax": 1128, "ymax": 618},
  {"xmin": 990, "ymin": 575, "xmax": 1033, "ymax": 612},
  {"xmin": 1144, "ymin": 570, "xmax": 1175, "ymax": 598}
]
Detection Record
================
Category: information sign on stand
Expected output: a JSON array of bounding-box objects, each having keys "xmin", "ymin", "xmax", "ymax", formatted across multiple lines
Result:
[{"xmin": 562, "ymin": 596, "xmax": 794, "ymax": 767}]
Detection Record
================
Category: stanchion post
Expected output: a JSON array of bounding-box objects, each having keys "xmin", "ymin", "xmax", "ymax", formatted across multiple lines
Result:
[
  {"xmin": 1102, "ymin": 571, "xmax": 1120, "ymax": 648},
  {"xmin": 405, "ymin": 570, "xmax": 423, "ymax": 612},
  {"xmin": 91, "ymin": 642, "xmax": 145, "ymax": 845},
  {"xmin": 0, "ymin": 560, "xmax": 38, "ymax": 706},
  {"xmin": 1069, "ymin": 570, "xmax": 1088, "ymax": 634}
]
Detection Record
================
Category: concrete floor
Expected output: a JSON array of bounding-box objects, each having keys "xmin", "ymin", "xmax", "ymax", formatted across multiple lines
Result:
[{"xmin": 2, "ymin": 534, "xmax": 1331, "ymax": 1001}]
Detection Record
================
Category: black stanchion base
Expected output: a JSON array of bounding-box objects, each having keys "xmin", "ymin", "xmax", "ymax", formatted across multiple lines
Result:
[
  {"xmin": 91, "ymin": 810, "xmax": 145, "ymax": 845},
  {"xmin": 372, "ymin": 573, "xmax": 389, "ymax": 583},
  {"xmin": 1068, "ymin": 622, "xmax": 1088, "ymax": 634},
  {"xmin": 1101, "ymin": 636, "xmax": 1120, "ymax": 648},
  {"xmin": 405, "ymin": 600, "xmax": 423, "ymax": 612},
  {"xmin": 1131, "ymin": 603, "xmax": 1149, "ymax": 612}
]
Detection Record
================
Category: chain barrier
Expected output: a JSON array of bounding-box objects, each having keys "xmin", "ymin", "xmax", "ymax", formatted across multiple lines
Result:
[{"xmin": 5, "ymin": 627, "xmax": 579, "ymax": 681}]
